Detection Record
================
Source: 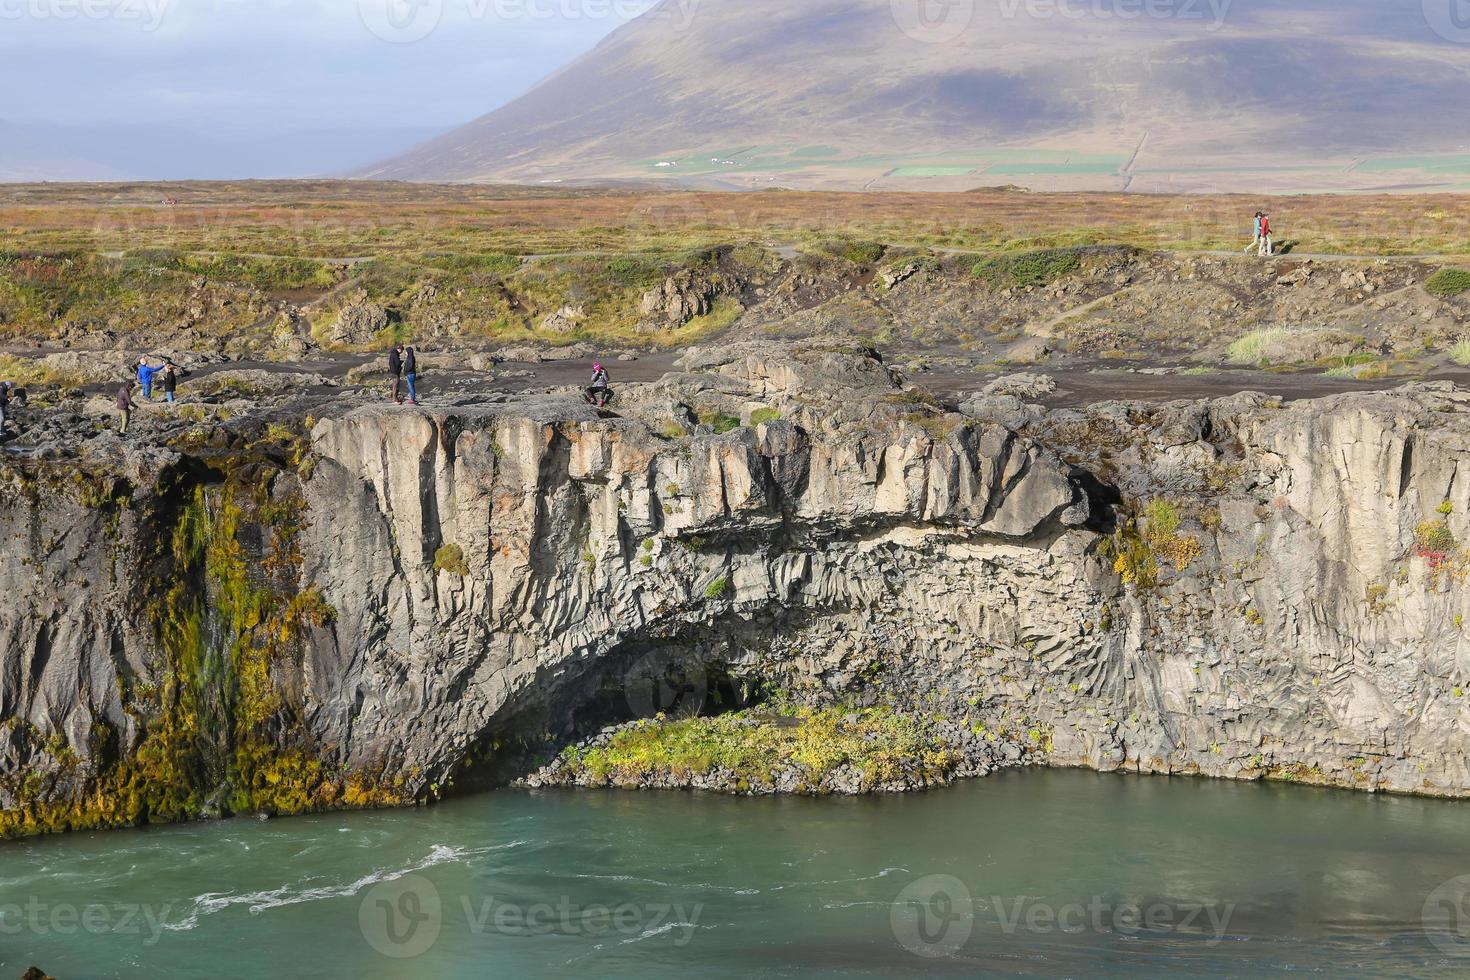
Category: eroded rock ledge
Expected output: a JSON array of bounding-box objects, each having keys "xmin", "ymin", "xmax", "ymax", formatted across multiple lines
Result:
[{"xmin": 4, "ymin": 344, "xmax": 1470, "ymax": 836}]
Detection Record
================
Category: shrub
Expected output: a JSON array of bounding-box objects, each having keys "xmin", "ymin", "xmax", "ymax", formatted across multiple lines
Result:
[
  {"xmin": 433, "ymin": 543, "xmax": 469, "ymax": 577},
  {"xmin": 703, "ymin": 576, "xmax": 730, "ymax": 600},
  {"xmin": 1449, "ymin": 337, "xmax": 1470, "ymax": 366},
  {"xmin": 970, "ymin": 248, "xmax": 1081, "ymax": 289},
  {"xmin": 749, "ymin": 407, "xmax": 781, "ymax": 426},
  {"xmin": 811, "ymin": 238, "xmax": 885, "ymax": 266},
  {"xmin": 1226, "ymin": 328, "xmax": 1289, "ymax": 365},
  {"xmin": 1414, "ymin": 520, "xmax": 1457, "ymax": 565},
  {"xmin": 1425, "ymin": 268, "xmax": 1470, "ymax": 298}
]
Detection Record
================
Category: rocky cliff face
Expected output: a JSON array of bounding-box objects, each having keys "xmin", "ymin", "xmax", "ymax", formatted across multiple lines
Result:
[{"xmin": 4, "ymin": 346, "xmax": 1470, "ymax": 837}]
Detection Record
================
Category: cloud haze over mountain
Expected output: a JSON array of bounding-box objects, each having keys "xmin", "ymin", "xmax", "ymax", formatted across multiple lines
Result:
[{"xmin": 1, "ymin": 0, "xmax": 649, "ymax": 180}]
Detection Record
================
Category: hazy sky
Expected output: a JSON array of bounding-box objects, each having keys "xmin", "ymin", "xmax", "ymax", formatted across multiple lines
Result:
[{"xmin": 2, "ymin": 0, "xmax": 652, "ymax": 135}]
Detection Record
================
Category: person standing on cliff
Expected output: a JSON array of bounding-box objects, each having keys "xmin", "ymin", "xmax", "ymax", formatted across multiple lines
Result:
[
  {"xmin": 136, "ymin": 356, "xmax": 161, "ymax": 401},
  {"xmin": 402, "ymin": 345, "xmax": 419, "ymax": 406},
  {"xmin": 387, "ymin": 343, "xmax": 405, "ymax": 404},
  {"xmin": 1258, "ymin": 212, "xmax": 1273, "ymax": 257},
  {"xmin": 0, "ymin": 380, "xmax": 14, "ymax": 436},
  {"xmin": 160, "ymin": 360, "xmax": 185, "ymax": 404},
  {"xmin": 116, "ymin": 381, "xmax": 135, "ymax": 434}
]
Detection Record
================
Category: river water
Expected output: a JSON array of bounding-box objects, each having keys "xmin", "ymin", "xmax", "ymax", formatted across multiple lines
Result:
[{"xmin": 3, "ymin": 770, "xmax": 1470, "ymax": 978}]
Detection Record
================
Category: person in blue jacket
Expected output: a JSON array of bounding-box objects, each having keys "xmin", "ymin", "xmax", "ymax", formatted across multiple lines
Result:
[{"xmin": 136, "ymin": 356, "xmax": 161, "ymax": 400}]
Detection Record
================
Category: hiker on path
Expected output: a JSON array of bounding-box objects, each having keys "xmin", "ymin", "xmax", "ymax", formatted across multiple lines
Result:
[
  {"xmin": 402, "ymin": 345, "xmax": 419, "ymax": 405},
  {"xmin": 1244, "ymin": 212, "xmax": 1264, "ymax": 254},
  {"xmin": 1258, "ymin": 213, "xmax": 1274, "ymax": 257},
  {"xmin": 116, "ymin": 382, "xmax": 135, "ymax": 434},
  {"xmin": 160, "ymin": 360, "xmax": 188, "ymax": 404},
  {"xmin": 585, "ymin": 361, "xmax": 611, "ymax": 408},
  {"xmin": 136, "ymin": 356, "xmax": 161, "ymax": 400}
]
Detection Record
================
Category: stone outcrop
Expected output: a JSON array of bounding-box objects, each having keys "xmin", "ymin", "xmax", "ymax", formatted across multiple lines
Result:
[{"xmin": 6, "ymin": 345, "xmax": 1470, "ymax": 837}]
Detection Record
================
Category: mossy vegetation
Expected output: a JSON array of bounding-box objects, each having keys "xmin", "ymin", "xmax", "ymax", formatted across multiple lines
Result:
[
  {"xmin": 1425, "ymin": 268, "xmax": 1470, "ymax": 297},
  {"xmin": 807, "ymin": 237, "xmax": 886, "ymax": 266},
  {"xmin": 434, "ymin": 543, "xmax": 470, "ymax": 576},
  {"xmin": 1102, "ymin": 499, "xmax": 1203, "ymax": 590},
  {"xmin": 970, "ymin": 248, "xmax": 1082, "ymax": 289},
  {"xmin": 0, "ymin": 458, "xmax": 403, "ymax": 840},
  {"xmin": 698, "ymin": 408, "xmax": 742, "ymax": 434},
  {"xmin": 749, "ymin": 407, "xmax": 781, "ymax": 426},
  {"xmin": 556, "ymin": 706, "xmax": 959, "ymax": 792}
]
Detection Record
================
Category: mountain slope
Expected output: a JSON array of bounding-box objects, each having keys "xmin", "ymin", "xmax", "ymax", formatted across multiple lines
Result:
[{"xmin": 362, "ymin": 0, "xmax": 1470, "ymax": 191}]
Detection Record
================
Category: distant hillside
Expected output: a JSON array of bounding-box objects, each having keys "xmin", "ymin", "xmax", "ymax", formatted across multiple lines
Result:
[{"xmin": 362, "ymin": 0, "xmax": 1470, "ymax": 192}]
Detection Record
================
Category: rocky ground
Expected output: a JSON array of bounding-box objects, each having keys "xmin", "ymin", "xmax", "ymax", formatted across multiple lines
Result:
[
  {"xmin": 9, "ymin": 247, "xmax": 1470, "ymax": 386},
  {"xmin": 6, "ymin": 339, "xmax": 1470, "ymax": 836}
]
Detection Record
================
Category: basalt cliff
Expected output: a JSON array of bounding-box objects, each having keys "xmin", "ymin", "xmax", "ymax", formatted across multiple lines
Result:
[{"xmin": 4, "ymin": 345, "xmax": 1470, "ymax": 837}]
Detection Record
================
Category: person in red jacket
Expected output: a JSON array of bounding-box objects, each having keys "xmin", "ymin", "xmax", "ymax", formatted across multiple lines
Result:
[{"xmin": 1258, "ymin": 213, "xmax": 1273, "ymax": 257}]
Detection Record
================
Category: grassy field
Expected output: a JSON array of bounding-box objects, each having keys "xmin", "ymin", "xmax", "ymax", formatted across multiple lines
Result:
[
  {"xmin": 3, "ymin": 181, "xmax": 1470, "ymax": 353},
  {"xmin": 6, "ymin": 182, "xmax": 1470, "ymax": 259}
]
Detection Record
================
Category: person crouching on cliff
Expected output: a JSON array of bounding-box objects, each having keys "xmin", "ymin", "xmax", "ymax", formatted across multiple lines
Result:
[
  {"xmin": 116, "ymin": 381, "xmax": 135, "ymax": 434},
  {"xmin": 585, "ymin": 362, "xmax": 611, "ymax": 408}
]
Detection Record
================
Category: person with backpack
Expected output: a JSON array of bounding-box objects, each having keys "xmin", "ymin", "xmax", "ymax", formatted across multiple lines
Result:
[
  {"xmin": 585, "ymin": 362, "xmax": 611, "ymax": 408},
  {"xmin": 402, "ymin": 345, "xmax": 419, "ymax": 406},
  {"xmin": 1258, "ymin": 213, "xmax": 1273, "ymax": 257},
  {"xmin": 1244, "ymin": 212, "xmax": 1263, "ymax": 254}
]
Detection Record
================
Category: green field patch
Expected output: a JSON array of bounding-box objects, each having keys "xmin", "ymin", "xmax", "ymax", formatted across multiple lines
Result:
[
  {"xmin": 889, "ymin": 166, "xmax": 976, "ymax": 177},
  {"xmin": 1358, "ymin": 155, "xmax": 1470, "ymax": 175},
  {"xmin": 984, "ymin": 160, "xmax": 1124, "ymax": 175}
]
